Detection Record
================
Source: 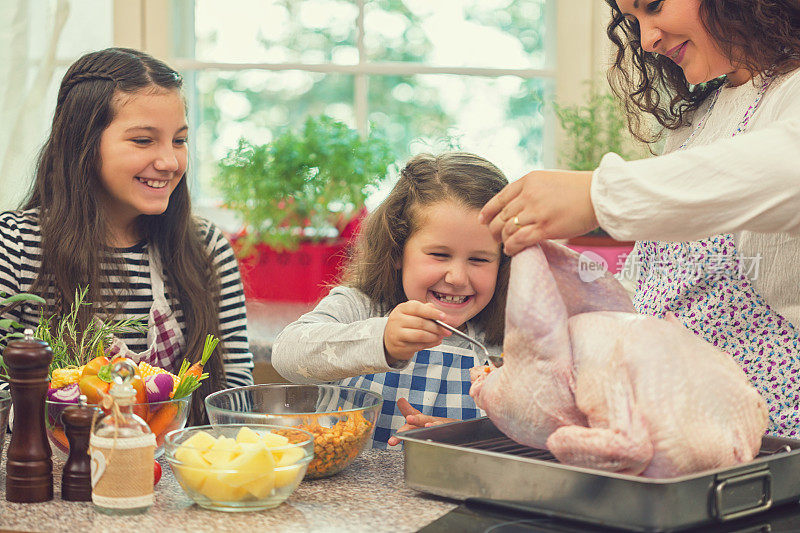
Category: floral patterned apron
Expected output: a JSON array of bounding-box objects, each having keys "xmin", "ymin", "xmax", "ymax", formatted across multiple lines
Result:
[{"xmin": 634, "ymin": 78, "xmax": 800, "ymax": 437}]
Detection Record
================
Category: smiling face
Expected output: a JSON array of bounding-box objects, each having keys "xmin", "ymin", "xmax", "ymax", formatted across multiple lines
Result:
[
  {"xmin": 401, "ymin": 201, "xmax": 501, "ymax": 328},
  {"xmin": 98, "ymin": 89, "xmax": 188, "ymax": 246},
  {"xmin": 616, "ymin": 0, "xmax": 750, "ymax": 85}
]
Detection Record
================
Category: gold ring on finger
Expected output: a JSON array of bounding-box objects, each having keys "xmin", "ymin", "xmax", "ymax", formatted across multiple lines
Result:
[{"xmin": 513, "ymin": 215, "xmax": 521, "ymax": 227}]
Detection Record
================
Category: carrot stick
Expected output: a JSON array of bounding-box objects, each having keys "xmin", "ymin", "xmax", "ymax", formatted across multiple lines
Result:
[
  {"xmin": 186, "ymin": 334, "xmax": 219, "ymax": 378},
  {"xmin": 147, "ymin": 402, "xmax": 179, "ymax": 438},
  {"xmin": 51, "ymin": 427, "xmax": 69, "ymax": 453},
  {"xmin": 170, "ymin": 334, "xmax": 217, "ymax": 399}
]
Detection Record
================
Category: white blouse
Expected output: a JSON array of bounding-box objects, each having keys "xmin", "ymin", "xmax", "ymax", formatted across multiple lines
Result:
[{"xmin": 592, "ymin": 67, "xmax": 800, "ymax": 328}]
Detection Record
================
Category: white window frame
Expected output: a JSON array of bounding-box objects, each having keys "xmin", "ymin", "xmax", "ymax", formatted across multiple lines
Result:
[{"xmin": 112, "ymin": 0, "xmax": 611, "ymax": 170}]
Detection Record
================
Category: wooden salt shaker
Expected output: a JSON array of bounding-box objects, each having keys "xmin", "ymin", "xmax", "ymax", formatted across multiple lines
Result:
[
  {"xmin": 61, "ymin": 395, "xmax": 94, "ymax": 501},
  {"xmin": 4, "ymin": 329, "xmax": 53, "ymax": 502}
]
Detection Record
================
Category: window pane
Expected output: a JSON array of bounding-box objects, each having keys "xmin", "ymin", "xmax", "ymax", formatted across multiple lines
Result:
[
  {"xmin": 191, "ymin": 70, "xmax": 355, "ymax": 199},
  {"xmin": 365, "ymin": 0, "xmax": 550, "ymax": 70},
  {"xmin": 0, "ymin": 0, "xmax": 112, "ymax": 209},
  {"xmin": 193, "ymin": 0, "xmax": 358, "ymax": 63},
  {"xmin": 178, "ymin": 0, "xmax": 556, "ymax": 222},
  {"xmin": 368, "ymin": 74, "xmax": 551, "ymax": 181}
]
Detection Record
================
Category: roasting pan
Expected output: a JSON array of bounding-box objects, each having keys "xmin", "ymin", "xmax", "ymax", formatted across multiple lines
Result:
[{"xmin": 398, "ymin": 417, "xmax": 800, "ymax": 532}]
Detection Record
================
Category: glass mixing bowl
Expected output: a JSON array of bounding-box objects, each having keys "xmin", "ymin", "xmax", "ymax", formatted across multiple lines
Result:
[
  {"xmin": 205, "ymin": 384, "xmax": 381, "ymax": 478},
  {"xmin": 46, "ymin": 394, "xmax": 191, "ymax": 458},
  {"xmin": 165, "ymin": 423, "xmax": 313, "ymax": 511}
]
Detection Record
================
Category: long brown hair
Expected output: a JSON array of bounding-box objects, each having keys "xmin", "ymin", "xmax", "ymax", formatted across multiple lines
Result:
[
  {"xmin": 606, "ymin": 0, "xmax": 800, "ymax": 143},
  {"xmin": 26, "ymin": 47, "xmax": 225, "ymax": 423},
  {"xmin": 342, "ymin": 152, "xmax": 510, "ymax": 345}
]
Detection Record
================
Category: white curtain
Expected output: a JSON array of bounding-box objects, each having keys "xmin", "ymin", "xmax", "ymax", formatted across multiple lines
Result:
[{"xmin": 0, "ymin": 0, "xmax": 69, "ymax": 211}]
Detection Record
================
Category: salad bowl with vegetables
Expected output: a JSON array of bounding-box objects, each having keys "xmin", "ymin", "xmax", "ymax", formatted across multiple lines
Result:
[
  {"xmin": 37, "ymin": 288, "xmax": 219, "ymax": 457},
  {"xmin": 0, "ymin": 287, "xmax": 220, "ymax": 458},
  {"xmin": 46, "ymin": 334, "xmax": 218, "ymax": 458}
]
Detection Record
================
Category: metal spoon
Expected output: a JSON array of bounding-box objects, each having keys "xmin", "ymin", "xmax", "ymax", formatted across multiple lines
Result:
[{"xmin": 433, "ymin": 319, "xmax": 504, "ymax": 367}]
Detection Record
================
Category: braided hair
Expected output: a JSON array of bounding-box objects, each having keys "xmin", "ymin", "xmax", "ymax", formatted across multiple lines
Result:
[
  {"xmin": 26, "ymin": 48, "xmax": 225, "ymax": 424},
  {"xmin": 341, "ymin": 152, "xmax": 510, "ymax": 345}
]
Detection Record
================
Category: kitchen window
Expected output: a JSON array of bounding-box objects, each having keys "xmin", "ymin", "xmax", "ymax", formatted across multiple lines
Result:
[
  {"xmin": 167, "ymin": 0, "xmax": 566, "ymax": 227},
  {"xmin": 0, "ymin": 0, "xmax": 608, "ymax": 222},
  {"xmin": 0, "ymin": 0, "xmax": 113, "ymax": 210}
]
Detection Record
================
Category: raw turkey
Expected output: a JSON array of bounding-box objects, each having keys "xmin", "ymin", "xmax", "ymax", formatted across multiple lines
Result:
[{"xmin": 470, "ymin": 242, "xmax": 768, "ymax": 477}]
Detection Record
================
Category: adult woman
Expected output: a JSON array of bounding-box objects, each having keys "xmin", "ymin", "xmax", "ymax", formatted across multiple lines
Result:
[{"xmin": 481, "ymin": 0, "xmax": 800, "ymax": 436}]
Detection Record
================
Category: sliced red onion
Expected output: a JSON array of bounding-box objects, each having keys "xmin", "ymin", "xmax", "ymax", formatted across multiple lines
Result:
[
  {"xmin": 47, "ymin": 383, "xmax": 81, "ymax": 425},
  {"xmin": 48, "ymin": 383, "xmax": 81, "ymax": 403},
  {"xmin": 145, "ymin": 373, "xmax": 173, "ymax": 404}
]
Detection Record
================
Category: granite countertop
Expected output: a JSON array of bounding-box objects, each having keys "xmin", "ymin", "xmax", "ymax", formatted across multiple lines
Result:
[{"xmin": 0, "ymin": 449, "xmax": 458, "ymax": 532}]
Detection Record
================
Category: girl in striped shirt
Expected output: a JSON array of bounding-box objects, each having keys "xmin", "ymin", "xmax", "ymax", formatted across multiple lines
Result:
[{"xmin": 0, "ymin": 48, "xmax": 253, "ymax": 423}]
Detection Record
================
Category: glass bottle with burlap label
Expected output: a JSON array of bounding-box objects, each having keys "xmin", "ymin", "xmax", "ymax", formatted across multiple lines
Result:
[{"xmin": 90, "ymin": 360, "xmax": 155, "ymax": 514}]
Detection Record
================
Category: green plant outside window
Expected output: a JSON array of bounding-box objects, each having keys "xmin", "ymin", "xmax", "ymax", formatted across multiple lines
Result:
[
  {"xmin": 554, "ymin": 81, "xmax": 649, "ymax": 238},
  {"xmin": 216, "ymin": 115, "xmax": 395, "ymax": 251}
]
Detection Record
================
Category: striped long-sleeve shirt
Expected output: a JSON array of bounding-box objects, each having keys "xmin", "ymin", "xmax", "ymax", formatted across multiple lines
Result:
[{"xmin": 0, "ymin": 209, "xmax": 253, "ymax": 388}]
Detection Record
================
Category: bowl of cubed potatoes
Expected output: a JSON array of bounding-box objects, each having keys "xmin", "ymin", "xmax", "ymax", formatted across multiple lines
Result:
[
  {"xmin": 205, "ymin": 384, "xmax": 381, "ymax": 478},
  {"xmin": 164, "ymin": 424, "xmax": 314, "ymax": 512}
]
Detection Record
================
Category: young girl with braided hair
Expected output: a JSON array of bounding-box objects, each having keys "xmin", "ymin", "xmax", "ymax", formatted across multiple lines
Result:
[{"xmin": 0, "ymin": 47, "xmax": 253, "ymax": 423}]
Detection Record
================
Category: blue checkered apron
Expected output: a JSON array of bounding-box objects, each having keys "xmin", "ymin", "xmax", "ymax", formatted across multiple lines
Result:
[{"xmin": 338, "ymin": 344, "xmax": 484, "ymax": 449}]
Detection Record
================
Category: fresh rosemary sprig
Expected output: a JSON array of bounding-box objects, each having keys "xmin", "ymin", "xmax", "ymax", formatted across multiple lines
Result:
[{"xmin": 35, "ymin": 287, "xmax": 147, "ymax": 375}]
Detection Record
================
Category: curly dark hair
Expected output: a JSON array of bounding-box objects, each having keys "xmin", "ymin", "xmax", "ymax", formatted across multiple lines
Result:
[{"xmin": 606, "ymin": 0, "xmax": 800, "ymax": 143}]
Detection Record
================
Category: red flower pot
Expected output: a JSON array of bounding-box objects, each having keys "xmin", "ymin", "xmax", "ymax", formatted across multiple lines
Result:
[
  {"xmin": 236, "ymin": 240, "xmax": 351, "ymax": 303},
  {"xmin": 231, "ymin": 210, "xmax": 365, "ymax": 303},
  {"xmin": 565, "ymin": 236, "xmax": 634, "ymax": 276}
]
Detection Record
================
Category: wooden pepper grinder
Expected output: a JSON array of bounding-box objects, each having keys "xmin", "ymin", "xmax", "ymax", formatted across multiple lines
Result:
[
  {"xmin": 4, "ymin": 329, "xmax": 53, "ymax": 503},
  {"xmin": 61, "ymin": 395, "xmax": 94, "ymax": 501}
]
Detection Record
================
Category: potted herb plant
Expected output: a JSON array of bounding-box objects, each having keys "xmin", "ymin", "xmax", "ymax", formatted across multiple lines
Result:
[
  {"xmin": 554, "ymin": 81, "xmax": 649, "ymax": 271},
  {"xmin": 216, "ymin": 115, "xmax": 394, "ymax": 303},
  {"xmin": 555, "ymin": 81, "xmax": 649, "ymax": 245}
]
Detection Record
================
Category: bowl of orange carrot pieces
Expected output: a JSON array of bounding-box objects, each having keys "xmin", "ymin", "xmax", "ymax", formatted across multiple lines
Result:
[{"xmin": 46, "ymin": 334, "xmax": 218, "ymax": 458}]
